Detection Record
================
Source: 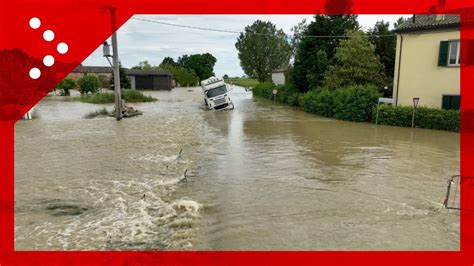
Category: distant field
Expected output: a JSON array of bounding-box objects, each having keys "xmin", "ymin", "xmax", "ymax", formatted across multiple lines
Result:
[{"xmin": 225, "ymin": 78, "xmax": 259, "ymax": 88}]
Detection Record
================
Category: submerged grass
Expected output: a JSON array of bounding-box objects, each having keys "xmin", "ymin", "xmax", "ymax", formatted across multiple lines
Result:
[
  {"xmin": 122, "ymin": 90, "xmax": 157, "ymax": 103},
  {"xmin": 77, "ymin": 90, "xmax": 157, "ymax": 104},
  {"xmin": 78, "ymin": 92, "xmax": 115, "ymax": 104},
  {"xmin": 84, "ymin": 107, "xmax": 111, "ymax": 119}
]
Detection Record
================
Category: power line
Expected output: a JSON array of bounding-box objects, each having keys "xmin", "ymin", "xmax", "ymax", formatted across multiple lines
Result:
[
  {"xmin": 132, "ymin": 17, "xmax": 240, "ymax": 34},
  {"xmin": 131, "ymin": 17, "xmax": 397, "ymax": 38}
]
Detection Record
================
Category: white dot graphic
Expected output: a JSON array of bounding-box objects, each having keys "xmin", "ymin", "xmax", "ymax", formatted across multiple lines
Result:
[
  {"xmin": 43, "ymin": 30, "xmax": 55, "ymax": 42},
  {"xmin": 43, "ymin": 55, "xmax": 55, "ymax": 67},
  {"xmin": 57, "ymin": 42, "xmax": 68, "ymax": 54},
  {"xmin": 29, "ymin": 68, "xmax": 41, "ymax": 79},
  {"xmin": 29, "ymin": 17, "xmax": 41, "ymax": 29}
]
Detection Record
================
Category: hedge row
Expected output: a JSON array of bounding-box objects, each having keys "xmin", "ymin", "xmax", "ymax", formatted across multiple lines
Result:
[
  {"xmin": 252, "ymin": 82, "xmax": 460, "ymax": 132},
  {"xmin": 252, "ymin": 82, "xmax": 302, "ymax": 106},
  {"xmin": 375, "ymin": 104, "xmax": 459, "ymax": 132},
  {"xmin": 300, "ymin": 85, "xmax": 380, "ymax": 122}
]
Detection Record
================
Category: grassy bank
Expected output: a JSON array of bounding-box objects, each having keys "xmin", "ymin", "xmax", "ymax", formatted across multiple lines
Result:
[
  {"xmin": 225, "ymin": 78, "xmax": 259, "ymax": 88},
  {"xmin": 77, "ymin": 90, "xmax": 157, "ymax": 104}
]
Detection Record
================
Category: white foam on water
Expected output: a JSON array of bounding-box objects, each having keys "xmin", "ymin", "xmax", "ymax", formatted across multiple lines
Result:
[
  {"xmin": 172, "ymin": 199, "xmax": 201, "ymax": 214},
  {"xmin": 21, "ymin": 177, "xmax": 202, "ymax": 250},
  {"xmin": 15, "ymin": 114, "xmax": 208, "ymax": 250}
]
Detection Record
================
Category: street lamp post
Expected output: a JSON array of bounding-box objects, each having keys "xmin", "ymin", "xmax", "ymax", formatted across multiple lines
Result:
[
  {"xmin": 272, "ymin": 89, "xmax": 278, "ymax": 107},
  {"xmin": 412, "ymin": 97, "xmax": 420, "ymax": 129}
]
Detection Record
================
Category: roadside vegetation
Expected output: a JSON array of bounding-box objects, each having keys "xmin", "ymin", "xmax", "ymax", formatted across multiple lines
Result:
[
  {"xmin": 122, "ymin": 90, "xmax": 157, "ymax": 103},
  {"xmin": 375, "ymin": 105, "xmax": 459, "ymax": 132},
  {"xmin": 55, "ymin": 77, "xmax": 76, "ymax": 96},
  {"xmin": 235, "ymin": 20, "xmax": 291, "ymax": 83},
  {"xmin": 78, "ymin": 92, "xmax": 115, "ymax": 104},
  {"xmin": 50, "ymin": 73, "xmax": 156, "ymax": 104},
  {"xmin": 77, "ymin": 90, "xmax": 156, "ymax": 104},
  {"xmin": 78, "ymin": 75, "xmax": 101, "ymax": 95},
  {"xmin": 253, "ymin": 82, "xmax": 459, "ymax": 132},
  {"xmin": 244, "ymin": 15, "xmax": 458, "ymax": 132}
]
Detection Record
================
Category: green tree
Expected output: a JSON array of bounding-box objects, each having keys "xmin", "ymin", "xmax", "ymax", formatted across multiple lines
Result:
[
  {"xmin": 98, "ymin": 75, "xmax": 110, "ymax": 89},
  {"xmin": 55, "ymin": 77, "xmax": 76, "ymax": 96},
  {"xmin": 223, "ymin": 74, "xmax": 229, "ymax": 79},
  {"xmin": 323, "ymin": 30, "xmax": 386, "ymax": 89},
  {"xmin": 160, "ymin": 63, "xmax": 199, "ymax": 86},
  {"xmin": 306, "ymin": 49, "xmax": 328, "ymax": 90},
  {"xmin": 131, "ymin": 60, "xmax": 154, "ymax": 70},
  {"xmin": 235, "ymin": 20, "xmax": 291, "ymax": 83},
  {"xmin": 291, "ymin": 15, "xmax": 359, "ymax": 92},
  {"xmin": 110, "ymin": 64, "xmax": 131, "ymax": 90},
  {"xmin": 394, "ymin": 16, "xmax": 409, "ymax": 29},
  {"xmin": 177, "ymin": 53, "xmax": 217, "ymax": 81},
  {"xmin": 161, "ymin": 57, "xmax": 177, "ymax": 66},
  {"xmin": 78, "ymin": 75, "xmax": 101, "ymax": 94},
  {"xmin": 368, "ymin": 20, "xmax": 396, "ymax": 80},
  {"xmin": 290, "ymin": 19, "xmax": 308, "ymax": 58}
]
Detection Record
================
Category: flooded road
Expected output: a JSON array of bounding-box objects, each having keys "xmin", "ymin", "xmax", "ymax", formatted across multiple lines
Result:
[{"xmin": 15, "ymin": 86, "xmax": 459, "ymax": 250}]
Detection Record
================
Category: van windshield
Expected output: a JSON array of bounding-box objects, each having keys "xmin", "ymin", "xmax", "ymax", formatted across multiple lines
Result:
[{"xmin": 206, "ymin": 85, "xmax": 227, "ymax": 98}]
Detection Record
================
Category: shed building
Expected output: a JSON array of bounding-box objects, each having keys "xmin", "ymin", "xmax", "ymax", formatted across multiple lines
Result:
[{"xmin": 126, "ymin": 69, "xmax": 173, "ymax": 91}]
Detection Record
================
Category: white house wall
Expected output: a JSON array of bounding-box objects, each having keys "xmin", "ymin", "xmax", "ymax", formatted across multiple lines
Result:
[{"xmin": 393, "ymin": 29, "xmax": 460, "ymax": 108}]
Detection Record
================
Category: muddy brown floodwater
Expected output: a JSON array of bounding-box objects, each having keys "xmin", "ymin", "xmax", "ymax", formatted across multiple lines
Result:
[{"xmin": 14, "ymin": 86, "xmax": 459, "ymax": 251}]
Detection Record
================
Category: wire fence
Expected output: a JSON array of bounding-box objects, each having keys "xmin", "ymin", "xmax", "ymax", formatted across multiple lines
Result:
[{"xmin": 443, "ymin": 175, "xmax": 461, "ymax": 210}]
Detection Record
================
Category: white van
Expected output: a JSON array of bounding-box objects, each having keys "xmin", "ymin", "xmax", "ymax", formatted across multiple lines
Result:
[{"xmin": 201, "ymin": 76, "xmax": 234, "ymax": 110}]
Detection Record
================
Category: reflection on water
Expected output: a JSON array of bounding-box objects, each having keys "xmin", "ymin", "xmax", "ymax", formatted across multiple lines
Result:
[{"xmin": 15, "ymin": 86, "xmax": 459, "ymax": 250}]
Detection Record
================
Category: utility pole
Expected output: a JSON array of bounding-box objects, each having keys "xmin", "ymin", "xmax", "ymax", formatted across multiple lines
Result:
[{"xmin": 110, "ymin": 7, "xmax": 123, "ymax": 121}]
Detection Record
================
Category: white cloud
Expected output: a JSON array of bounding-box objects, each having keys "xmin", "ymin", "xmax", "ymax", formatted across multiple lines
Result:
[{"xmin": 83, "ymin": 14, "xmax": 409, "ymax": 77}]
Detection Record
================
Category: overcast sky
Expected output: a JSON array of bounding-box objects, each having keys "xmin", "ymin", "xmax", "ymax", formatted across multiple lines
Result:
[{"xmin": 83, "ymin": 15, "xmax": 409, "ymax": 77}]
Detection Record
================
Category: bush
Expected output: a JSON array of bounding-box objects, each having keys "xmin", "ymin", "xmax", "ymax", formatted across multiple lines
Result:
[
  {"xmin": 122, "ymin": 90, "xmax": 157, "ymax": 103},
  {"xmin": 301, "ymin": 85, "xmax": 379, "ymax": 121},
  {"xmin": 286, "ymin": 92, "xmax": 302, "ymax": 107},
  {"xmin": 375, "ymin": 105, "xmax": 460, "ymax": 132},
  {"xmin": 332, "ymin": 85, "xmax": 380, "ymax": 122},
  {"xmin": 78, "ymin": 75, "xmax": 101, "ymax": 94},
  {"xmin": 160, "ymin": 63, "xmax": 199, "ymax": 86},
  {"xmin": 300, "ymin": 89, "xmax": 334, "ymax": 117},
  {"xmin": 56, "ymin": 77, "xmax": 76, "ymax": 96},
  {"xmin": 275, "ymin": 84, "xmax": 301, "ymax": 106},
  {"xmin": 253, "ymin": 82, "xmax": 301, "ymax": 106},
  {"xmin": 98, "ymin": 75, "xmax": 110, "ymax": 89},
  {"xmin": 252, "ymin": 82, "xmax": 275, "ymax": 99}
]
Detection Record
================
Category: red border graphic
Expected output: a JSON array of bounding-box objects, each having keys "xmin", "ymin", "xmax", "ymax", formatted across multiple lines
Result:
[{"xmin": 1, "ymin": 0, "xmax": 474, "ymax": 265}]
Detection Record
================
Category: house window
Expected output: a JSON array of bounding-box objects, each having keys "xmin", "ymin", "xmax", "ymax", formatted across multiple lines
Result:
[
  {"xmin": 448, "ymin": 41, "xmax": 460, "ymax": 66},
  {"xmin": 438, "ymin": 40, "xmax": 461, "ymax": 67},
  {"xmin": 442, "ymin": 95, "xmax": 460, "ymax": 110}
]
